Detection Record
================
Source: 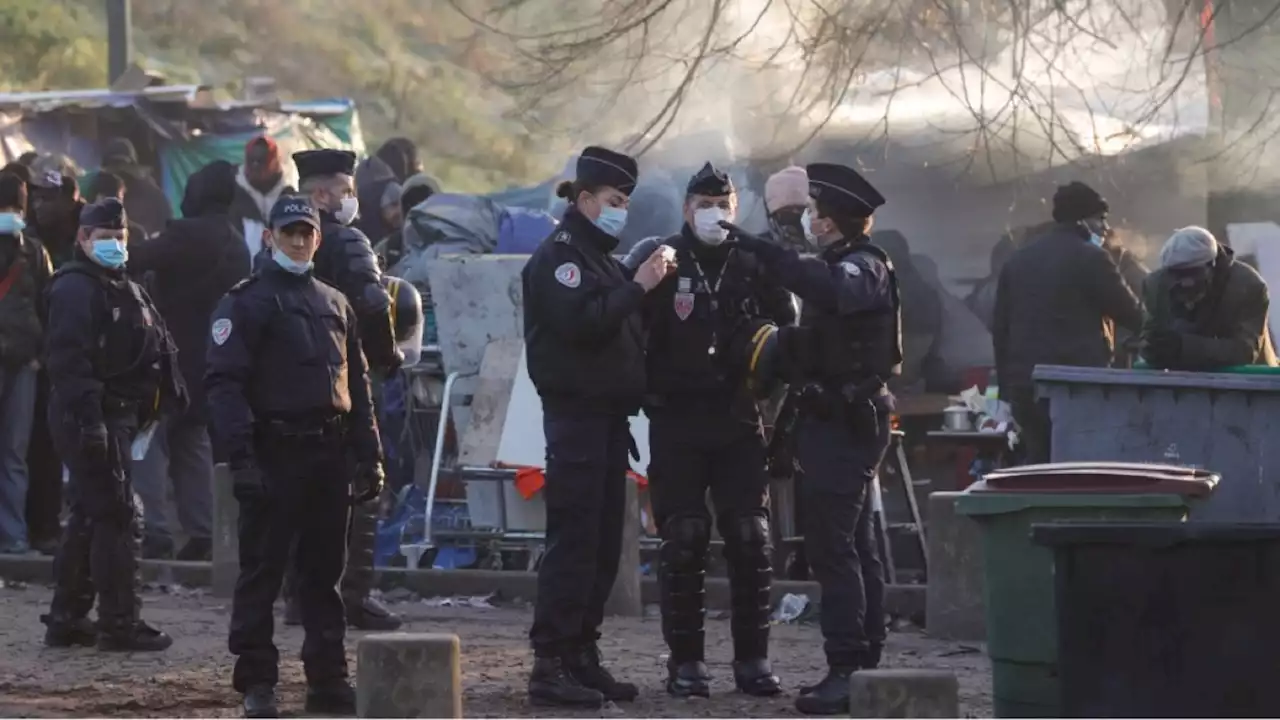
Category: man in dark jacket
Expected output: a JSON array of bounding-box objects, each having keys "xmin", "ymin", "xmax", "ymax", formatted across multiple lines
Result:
[
  {"xmin": 1141, "ymin": 226, "xmax": 1276, "ymax": 369},
  {"xmin": 993, "ymin": 181, "xmax": 1143, "ymax": 463},
  {"xmin": 128, "ymin": 160, "xmax": 251, "ymax": 560},
  {"xmin": 374, "ymin": 172, "xmax": 438, "ymax": 273},
  {"xmin": 92, "ymin": 138, "xmax": 172, "ymax": 235},
  {"xmin": 229, "ymin": 136, "xmax": 294, "ymax": 262},
  {"xmin": 88, "ymin": 172, "xmax": 151, "ymax": 242}
]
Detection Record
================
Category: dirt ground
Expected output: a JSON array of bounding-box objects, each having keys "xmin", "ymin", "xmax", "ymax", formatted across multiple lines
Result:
[{"xmin": 0, "ymin": 581, "xmax": 991, "ymax": 718}]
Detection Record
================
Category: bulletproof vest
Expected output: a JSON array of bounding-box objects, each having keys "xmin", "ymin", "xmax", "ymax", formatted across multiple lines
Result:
[
  {"xmin": 54, "ymin": 263, "xmax": 168, "ymax": 406},
  {"xmin": 0, "ymin": 236, "xmax": 44, "ymax": 367},
  {"xmin": 809, "ymin": 240, "xmax": 903, "ymax": 385}
]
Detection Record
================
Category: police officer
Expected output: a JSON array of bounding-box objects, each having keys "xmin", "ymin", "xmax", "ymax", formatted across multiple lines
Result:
[
  {"xmin": 723, "ymin": 163, "xmax": 898, "ymax": 716},
  {"xmin": 40, "ymin": 198, "xmax": 186, "ymax": 652},
  {"xmin": 283, "ymin": 149, "xmax": 402, "ymax": 632},
  {"xmin": 622, "ymin": 163, "xmax": 794, "ymax": 698},
  {"xmin": 207, "ymin": 196, "xmax": 384, "ymax": 718},
  {"xmin": 524, "ymin": 146, "xmax": 676, "ymax": 708}
]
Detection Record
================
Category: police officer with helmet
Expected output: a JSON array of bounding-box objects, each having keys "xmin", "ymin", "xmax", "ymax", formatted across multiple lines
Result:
[
  {"xmin": 283, "ymin": 149, "xmax": 403, "ymax": 632},
  {"xmin": 722, "ymin": 163, "xmax": 899, "ymax": 716},
  {"xmin": 207, "ymin": 195, "xmax": 384, "ymax": 718},
  {"xmin": 40, "ymin": 198, "xmax": 187, "ymax": 652},
  {"xmin": 622, "ymin": 162, "xmax": 794, "ymax": 698},
  {"xmin": 523, "ymin": 146, "xmax": 676, "ymax": 708}
]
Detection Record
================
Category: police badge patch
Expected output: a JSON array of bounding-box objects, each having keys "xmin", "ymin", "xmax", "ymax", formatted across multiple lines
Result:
[
  {"xmin": 673, "ymin": 292, "xmax": 695, "ymax": 321},
  {"xmin": 554, "ymin": 262, "xmax": 581, "ymax": 288},
  {"xmin": 211, "ymin": 318, "xmax": 233, "ymax": 346},
  {"xmin": 840, "ymin": 261, "xmax": 862, "ymax": 277}
]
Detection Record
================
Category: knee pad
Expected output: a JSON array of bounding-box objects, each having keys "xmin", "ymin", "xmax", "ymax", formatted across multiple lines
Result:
[
  {"xmin": 732, "ymin": 513, "xmax": 771, "ymax": 549},
  {"xmin": 660, "ymin": 515, "xmax": 711, "ymax": 568}
]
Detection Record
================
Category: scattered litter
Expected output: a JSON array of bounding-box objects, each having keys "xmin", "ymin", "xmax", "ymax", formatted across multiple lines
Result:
[
  {"xmin": 421, "ymin": 593, "xmax": 495, "ymax": 608},
  {"xmin": 772, "ymin": 592, "xmax": 811, "ymax": 623},
  {"xmin": 940, "ymin": 645, "xmax": 983, "ymax": 657}
]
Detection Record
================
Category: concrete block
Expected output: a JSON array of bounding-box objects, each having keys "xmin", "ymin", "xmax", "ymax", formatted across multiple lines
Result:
[
  {"xmin": 211, "ymin": 463, "xmax": 239, "ymax": 598},
  {"xmin": 849, "ymin": 669, "xmax": 960, "ymax": 718},
  {"xmin": 925, "ymin": 491, "xmax": 986, "ymax": 641},
  {"xmin": 357, "ymin": 633, "xmax": 462, "ymax": 718}
]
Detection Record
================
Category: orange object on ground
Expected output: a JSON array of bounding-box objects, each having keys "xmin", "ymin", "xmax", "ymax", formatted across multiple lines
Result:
[{"xmin": 506, "ymin": 464, "xmax": 647, "ymax": 500}]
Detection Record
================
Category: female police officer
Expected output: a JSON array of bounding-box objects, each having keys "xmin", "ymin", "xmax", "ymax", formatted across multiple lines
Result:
[{"xmin": 522, "ymin": 146, "xmax": 676, "ymax": 708}]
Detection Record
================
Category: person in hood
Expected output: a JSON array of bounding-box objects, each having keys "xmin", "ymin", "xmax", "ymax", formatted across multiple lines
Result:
[
  {"xmin": 128, "ymin": 159, "xmax": 251, "ymax": 562},
  {"xmin": 28, "ymin": 160, "xmax": 84, "ymax": 268},
  {"xmin": 354, "ymin": 156, "xmax": 402, "ymax": 244},
  {"xmin": 375, "ymin": 137, "xmax": 422, "ymax": 184},
  {"xmin": 0, "ymin": 172, "xmax": 53, "ymax": 554},
  {"xmin": 89, "ymin": 171, "xmax": 151, "ymax": 241},
  {"xmin": 993, "ymin": 181, "xmax": 1142, "ymax": 463},
  {"xmin": 1141, "ymin": 226, "xmax": 1276, "ymax": 369},
  {"xmin": 93, "ymin": 138, "xmax": 172, "ymax": 234},
  {"xmin": 625, "ymin": 162, "xmax": 793, "ymax": 700},
  {"xmin": 230, "ymin": 136, "xmax": 295, "ymax": 261}
]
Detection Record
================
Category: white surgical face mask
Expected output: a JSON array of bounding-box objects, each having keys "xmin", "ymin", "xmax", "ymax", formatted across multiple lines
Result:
[
  {"xmin": 693, "ymin": 207, "xmax": 730, "ymax": 245},
  {"xmin": 800, "ymin": 209, "xmax": 818, "ymax": 245},
  {"xmin": 335, "ymin": 196, "xmax": 359, "ymax": 226}
]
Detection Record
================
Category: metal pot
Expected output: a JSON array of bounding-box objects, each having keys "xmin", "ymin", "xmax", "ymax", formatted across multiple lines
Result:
[{"xmin": 942, "ymin": 406, "xmax": 974, "ymax": 432}]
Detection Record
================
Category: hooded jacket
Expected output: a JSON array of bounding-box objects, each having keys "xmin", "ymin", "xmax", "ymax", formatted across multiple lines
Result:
[{"xmin": 228, "ymin": 165, "xmax": 293, "ymax": 260}]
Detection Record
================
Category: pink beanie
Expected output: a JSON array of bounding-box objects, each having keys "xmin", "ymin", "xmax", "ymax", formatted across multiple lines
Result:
[{"xmin": 765, "ymin": 166, "xmax": 809, "ymax": 213}]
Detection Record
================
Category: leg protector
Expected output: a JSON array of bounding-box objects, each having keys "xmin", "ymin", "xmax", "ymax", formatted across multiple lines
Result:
[
  {"xmin": 722, "ymin": 512, "xmax": 774, "ymax": 662},
  {"xmin": 657, "ymin": 515, "xmax": 711, "ymax": 663}
]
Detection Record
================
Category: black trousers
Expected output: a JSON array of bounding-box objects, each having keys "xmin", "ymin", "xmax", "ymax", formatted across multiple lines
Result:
[
  {"xmin": 228, "ymin": 437, "xmax": 351, "ymax": 692},
  {"xmin": 794, "ymin": 405, "xmax": 890, "ymax": 666},
  {"xmin": 529, "ymin": 409, "xmax": 631, "ymax": 658},
  {"xmin": 46, "ymin": 414, "xmax": 141, "ymax": 631},
  {"xmin": 26, "ymin": 370, "xmax": 63, "ymax": 548},
  {"xmin": 1007, "ymin": 385, "xmax": 1051, "ymax": 465},
  {"xmin": 647, "ymin": 409, "xmax": 772, "ymax": 663}
]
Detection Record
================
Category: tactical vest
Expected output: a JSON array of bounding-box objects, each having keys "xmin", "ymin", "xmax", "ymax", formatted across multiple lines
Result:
[
  {"xmin": 0, "ymin": 237, "xmax": 44, "ymax": 367},
  {"xmin": 810, "ymin": 241, "xmax": 903, "ymax": 386}
]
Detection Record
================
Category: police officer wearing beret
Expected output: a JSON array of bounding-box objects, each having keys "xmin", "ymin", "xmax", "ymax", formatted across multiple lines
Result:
[
  {"xmin": 284, "ymin": 149, "xmax": 402, "ymax": 632},
  {"xmin": 523, "ymin": 146, "xmax": 676, "ymax": 707},
  {"xmin": 722, "ymin": 163, "xmax": 899, "ymax": 715},
  {"xmin": 622, "ymin": 163, "xmax": 794, "ymax": 698},
  {"xmin": 40, "ymin": 198, "xmax": 187, "ymax": 652},
  {"xmin": 207, "ymin": 196, "xmax": 383, "ymax": 718}
]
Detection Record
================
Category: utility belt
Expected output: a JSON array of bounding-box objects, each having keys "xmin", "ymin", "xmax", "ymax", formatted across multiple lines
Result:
[
  {"xmin": 101, "ymin": 392, "xmax": 158, "ymax": 430},
  {"xmin": 256, "ymin": 414, "xmax": 347, "ymax": 442},
  {"xmin": 796, "ymin": 376, "xmax": 888, "ymax": 429}
]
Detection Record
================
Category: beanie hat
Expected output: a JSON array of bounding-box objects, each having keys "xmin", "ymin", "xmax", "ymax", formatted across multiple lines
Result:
[
  {"xmin": 765, "ymin": 166, "xmax": 809, "ymax": 213},
  {"xmin": 1159, "ymin": 226, "xmax": 1218, "ymax": 269},
  {"xmin": 1051, "ymin": 181, "xmax": 1109, "ymax": 224}
]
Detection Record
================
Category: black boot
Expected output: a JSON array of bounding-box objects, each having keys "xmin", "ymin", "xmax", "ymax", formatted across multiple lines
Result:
[
  {"xmin": 40, "ymin": 614, "xmax": 97, "ymax": 648},
  {"xmin": 176, "ymin": 537, "xmax": 212, "ymax": 562},
  {"xmin": 528, "ymin": 656, "xmax": 605, "ymax": 708},
  {"xmin": 97, "ymin": 619, "xmax": 173, "ymax": 652},
  {"xmin": 666, "ymin": 659, "xmax": 711, "ymax": 698},
  {"xmin": 242, "ymin": 684, "xmax": 278, "ymax": 719},
  {"xmin": 566, "ymin": 644, "xmax": 639, "ymax": 702},
  {"xmin": 865, "ymin": 642, "xmax": 883, "ymax": 669},
  {"xmin": 794, "ymin": 665, "xmax": 858, "ymax": 715},
  {"xmin": 346, "ymin": 594, "xmax": 403, "ymax": 630},
  {"xmin": 734, "ymin": 657, "xmax": 782, "ymax": 697},
  {"xmin": 305, "ymin": 679, "xmax": 356, "ymax": 716}
]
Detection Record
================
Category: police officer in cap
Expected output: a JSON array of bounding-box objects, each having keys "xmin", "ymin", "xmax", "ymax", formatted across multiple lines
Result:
[
  {"xmin": 40, "ymin": 198, "xmax": 187, "ymax": 652},
  {"xmin": 722, "ymin": 163, "xmax": 898, "ymax": 716},
  {"xmin": 207, "ymin": 195, "xmax": 384, "ymax": 718},
  {"xmin": 622, "ymin": 162, "xmax": 794, "ymax": 698},
  {"xmin": 523, "ymin": 146, "xmax": 676, "ymax": 707},
  {"xmin": 286, "ymin": 149, "xmax": 402, "ymax": 632}
]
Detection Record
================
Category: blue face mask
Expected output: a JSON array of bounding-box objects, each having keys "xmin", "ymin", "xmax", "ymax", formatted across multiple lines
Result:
[
  {"xmin": 1089, "ymin": 233, "xmax": 1104, "ymax": 247},
  {"xmin": 0, "ymin": 212, "xmax": 25, "ymax": 236},
  {"xmin": 593, "ymin": 206, "xmax": 628, "ymax": 237},
  {"xmin": 272, "ymin": 248, "xmax": 313, "ymax": 275},
  {"xmin": 90, "ymin": 239, "xmax": 128, "ymax": 269}
]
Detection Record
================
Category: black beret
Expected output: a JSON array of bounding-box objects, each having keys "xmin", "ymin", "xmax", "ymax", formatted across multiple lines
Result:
[
  {"xmin": 79, "ymin": 197, "xmax": 127, "ymax": 230},
  {"xmin": 806, "ymin": 163, "xmax": 885, "ymax": 217},
  {"xmin": 686, "ymin": 162, "xmax": 735, "ymax": 197},
  {"xmin": 577, "ymin": 146, "xmax": 639, "ymax": 195},
  {"xmin": 293, "ymin": 149, "xmax": 358, "ymax": 182},
  {"xmin": 1051, "ymin": 181, "xmax": 1109, "ymax": 224}
]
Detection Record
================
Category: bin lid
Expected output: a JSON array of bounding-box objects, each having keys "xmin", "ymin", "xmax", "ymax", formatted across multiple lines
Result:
[
  {"xmin": 975, "ymin": 462, "xmax": 1218, "ymax": 497},
  {"xmin": 1032, "ymin": 522, "xmax": 1280, "ymax": 547}
]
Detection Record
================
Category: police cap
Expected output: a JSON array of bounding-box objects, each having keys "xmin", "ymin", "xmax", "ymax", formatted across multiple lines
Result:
[
  {"xmin": 576, "ymin": 146, "xmax": 639, "ymax": 195},
  {"xmin": 79, "ymin": 197, "xmax": 127, "ymax": 230},
  {"xmin": 293, "ymin": 149, "xmax": 358, "ymax": 182},
  {"xmin": 686, "ymin": 162, "xmax": 735, "ymax": 197},
  {"xmin": 269, "ymin": 195, "xmax": 322, "ymax": 232},
  {"xmin": 806, "ymin": 162, "xmax": 885, "ymax": 217}
]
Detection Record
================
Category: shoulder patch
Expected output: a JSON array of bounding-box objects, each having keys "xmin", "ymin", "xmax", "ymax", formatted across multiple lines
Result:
[
  {"xmin": 554, "ymin": 262, "xmax": 581, "ymax": 288},
  {"xmin": 211, "ymin": 318, "xmax": 233, "ymax": 346},
  {"xmin": 553, "ymin": 231, "xmax": 572, "ymax": 245},
  {"xmin": 227, "ymin": 276, "xmax": 258, "ymax": 294},
  {"xmin": 840, "ymin": 261, "xmax": 862, "ymax": 277}
]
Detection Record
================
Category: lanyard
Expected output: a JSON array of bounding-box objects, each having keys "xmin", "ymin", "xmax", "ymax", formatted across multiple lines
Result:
[{"xmin": 686, "ymin": 249, "xmax": 734, "ymax": 354}]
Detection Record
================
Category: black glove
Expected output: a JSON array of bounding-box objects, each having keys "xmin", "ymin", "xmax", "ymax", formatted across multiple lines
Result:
[
  {"xmin": 80, "ymin": 424, "xmax": 110, "ymax": 469},
  {"xmin": 231, "ymin": 464, "xmax": 266, "ymax": 503},
  {"xmin": 1144, "ymin": 329, "xmax": 1183, "ymax": 366},
  {"xmin": 718, "ymin": 220, "xmax": 772, "ymax": 252},
  {"xmin": 354, "ymin": 460, "xmax": 386, "ymax": 504}
]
